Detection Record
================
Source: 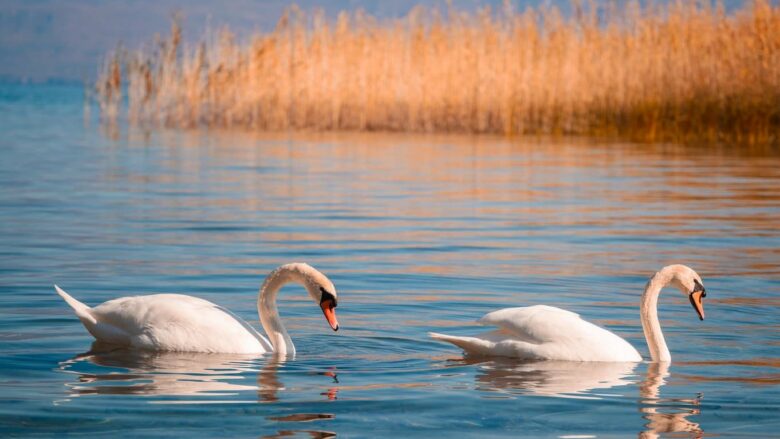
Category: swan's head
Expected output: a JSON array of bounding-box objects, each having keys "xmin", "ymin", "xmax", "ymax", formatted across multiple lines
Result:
[
  {"xmin": 295, "ymin": 264, "xmax": 339, "ymax": 331},
  {"xmin": 662, "ymin": 264, "xmax": 706, "ymax": 321}
]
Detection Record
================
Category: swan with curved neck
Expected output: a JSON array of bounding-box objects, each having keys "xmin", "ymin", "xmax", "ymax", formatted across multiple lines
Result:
[
  {"xmin": 430, "ymin": 265, "xmax": 706, "ymax": 362},
  {"xmin": 55, "ymin": 263, "xmax": 339, "ymax": 355}
]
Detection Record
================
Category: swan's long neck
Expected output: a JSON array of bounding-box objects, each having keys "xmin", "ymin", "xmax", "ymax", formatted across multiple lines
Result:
[
  {"xmin": 258, "ymin": 267, "xmax": 304, "ymax": 357},
  {"xmin": 640, "ymin": 272, "xmax": 672, "ymax": 363}
]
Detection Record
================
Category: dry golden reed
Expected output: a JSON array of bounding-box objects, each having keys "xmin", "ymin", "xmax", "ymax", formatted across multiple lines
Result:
[{"xmin": 96, "ymin": 1, "xmax": 780, "ymax": 144}]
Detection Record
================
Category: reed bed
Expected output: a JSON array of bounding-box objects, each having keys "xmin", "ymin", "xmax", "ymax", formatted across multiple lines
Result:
[{"xmin": 96, "ymin": 1, "xmax": 780, "ymax": 143}]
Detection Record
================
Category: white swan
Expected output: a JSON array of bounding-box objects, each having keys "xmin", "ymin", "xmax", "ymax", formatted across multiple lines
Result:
[
  {"xmin": 55, "ymin": 263, "xmax": 339, "ymax": 356},
  {"xmin": 430, "ymin": 264, "xmax": 706, "ymax": 362}
]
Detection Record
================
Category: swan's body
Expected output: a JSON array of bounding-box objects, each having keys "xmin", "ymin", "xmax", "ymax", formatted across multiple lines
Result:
[
  {"xmin": 430, "ymin": 265, "xmax": 706, "ymax": 362},
  {"xmin": 56, "ymin": 263, "xmax": 339, "ymax": 355},
  {"xmin": 56, "ymin": 291, "xmax": 273, "ymax": 354},
  {"xmin": 431, "ymin": 305, "xmax": 642, "ymax": 362}
]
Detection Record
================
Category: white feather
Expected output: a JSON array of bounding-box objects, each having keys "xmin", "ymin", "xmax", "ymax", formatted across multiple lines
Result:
[
  {"xmin": 431, "ymin": 305, "xmax": 641, "ymax": 361},
  {"xmin": 58, "ymin": 290, "xmax": 271, "ymax": 353}
]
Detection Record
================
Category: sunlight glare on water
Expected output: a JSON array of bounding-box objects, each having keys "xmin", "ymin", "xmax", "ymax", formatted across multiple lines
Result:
[{"xmin": 0, "ymin": 83, "xmax": 779, "ymax": 437}]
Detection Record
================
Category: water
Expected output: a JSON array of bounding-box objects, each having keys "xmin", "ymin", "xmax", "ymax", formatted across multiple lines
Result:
[{"xmin": 1, "ymin": 83, "xmax": 779, "ymax": 438}]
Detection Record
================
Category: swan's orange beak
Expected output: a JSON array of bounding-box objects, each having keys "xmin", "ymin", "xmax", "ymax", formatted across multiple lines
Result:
[
  {"xmin": 689, "ymin": 291, "xmax": 705, "ymax": 321},
  {"xmin": 320, "ymin": 299, "xmax": 339, "ymax": 331}
]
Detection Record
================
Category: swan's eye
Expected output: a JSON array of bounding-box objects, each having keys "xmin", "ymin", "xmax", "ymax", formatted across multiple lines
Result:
[
  {"xmin": 692, "ymin": 279, "xmax": 704, "ymax": 293},
  {"xmin": 320, "ymin": 287, "xmax": 337, "ymax": 307}
]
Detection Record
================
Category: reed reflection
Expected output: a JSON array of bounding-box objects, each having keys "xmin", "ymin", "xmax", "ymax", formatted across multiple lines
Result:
[
  {"xmin": 116, "ymin": 129, "xmax": 780, "ymax": 280},
  {"xmin": 639, "ymin": 362, "xmax": 703, "ymax": 439}
]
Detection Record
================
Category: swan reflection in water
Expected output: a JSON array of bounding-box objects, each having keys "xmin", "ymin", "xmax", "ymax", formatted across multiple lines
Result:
[
  {"xmin": 58, "ymin": 343, "xmax": 339, "ymax": 403},
  {"xmin": 262, "ymin": 430, "xmax": 336, "ymax": 439},
  {"xmin": 59, "ymin": 347, "xmax": 257, "ymax": 397},
  {"xmin": 639, "ymin": 362, "xmax": 703, "ymax": 439},
  {"xmin": 465, "ymin": 358, "xmax": 637, "ymax": 398},
  {"xmin": 59, "ymin": 345, "xmax": 340, "ymax": 437},
  {"xmin": 460, "ymin": 358, "xmax": 703, "ymax": 437}
]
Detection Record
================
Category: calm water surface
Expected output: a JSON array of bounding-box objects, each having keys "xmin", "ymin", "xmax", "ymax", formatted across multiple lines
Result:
[{"xmin": 1, "ymin": 83, "xmax": 779, "ymax": 438}]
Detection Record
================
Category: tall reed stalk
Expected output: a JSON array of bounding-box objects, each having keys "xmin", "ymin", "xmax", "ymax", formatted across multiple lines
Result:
[{"xmin": 96, "ymin": 1, "xmax": 780, "ymax": 144}]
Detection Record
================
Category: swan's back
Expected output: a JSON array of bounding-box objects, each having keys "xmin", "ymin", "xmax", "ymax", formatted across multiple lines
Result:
[
  {"xmin": 479, "ymin": 305, "xmax": 583, "ymax": 343},
  {"xmin": 69, "ymin": 292, "xmax": 271, "ymax": 353},
  {"xmin": 432, "ymin": 305, "xmax": 642, "ymax": 362}
]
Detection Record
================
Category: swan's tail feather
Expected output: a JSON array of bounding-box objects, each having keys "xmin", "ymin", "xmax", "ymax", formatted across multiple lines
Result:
[
  {"xmin": 429, "ymin": 332, "xmax": 495, "ymax": 355},
  {"xmin": 55, "ymin": 285, "xmax": 97, "ymax": 325}
]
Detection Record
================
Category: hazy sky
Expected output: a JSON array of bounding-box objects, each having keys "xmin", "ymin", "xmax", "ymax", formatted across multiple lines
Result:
[{"xmin": 0, "ymin": 0, "xmax": 746, "ymax": 82}]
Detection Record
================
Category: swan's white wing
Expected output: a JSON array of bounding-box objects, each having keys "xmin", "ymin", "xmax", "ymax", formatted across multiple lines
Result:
[
  {"xmin": 430, "ymin": 330, "xmax": 546, "ymax": 358},
  {"xmin": 90, "ymin": 294, "xmax": 271, "ymax": 353},
  {"xmin": 431, "ymin": 305, "xmax": 642, "ymax": 361},
  {"xmin": 478, "ymin": 305, "xmax": 585, "ymax": 344},
  {"xmin": 478, "ymin": 305, "xmax": 641, "ymax": 361}
]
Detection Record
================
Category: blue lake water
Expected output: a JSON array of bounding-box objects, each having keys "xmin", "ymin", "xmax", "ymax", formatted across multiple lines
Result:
[{"xmin": 1, "ymin": 82, "xmax": 779, "ymax": 438}]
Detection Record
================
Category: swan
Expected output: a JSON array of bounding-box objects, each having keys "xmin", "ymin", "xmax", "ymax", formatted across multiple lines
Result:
[
  {"xmin": 55, "ymin": 262, "xmax": 339, "ymax": 356},
  {"xmin": 429, "ymin": 264, "xmax": 706, "ymax": 362}
]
